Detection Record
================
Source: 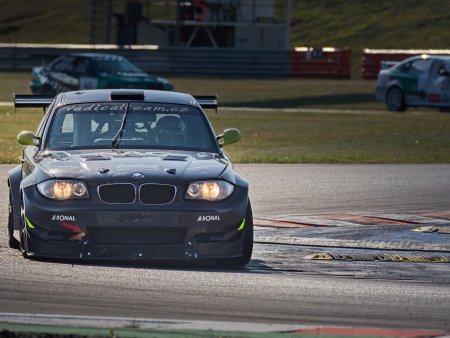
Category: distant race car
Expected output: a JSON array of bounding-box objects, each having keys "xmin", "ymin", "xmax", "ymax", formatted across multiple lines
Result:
[
  {"xmin": 30, "ymin": 53, "xmax": 174, "ymax": 95},
  {"xmin": 375, "ymin": 55, "xmax": 450, "ymax": 112},
  {"xmin": 8, "ymin": 89, "xmax": 252, "ymax": 266}
]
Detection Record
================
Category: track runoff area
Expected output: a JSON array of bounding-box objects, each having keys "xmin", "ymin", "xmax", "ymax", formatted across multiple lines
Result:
[{"xmin": 1, "ymin": 312, "xmax": 450, "ymax": 337}]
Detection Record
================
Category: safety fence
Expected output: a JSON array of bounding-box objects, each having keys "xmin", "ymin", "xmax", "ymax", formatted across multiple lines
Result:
[
  {"xmin": 6, "ymin": 44, "xmax": 450, "ymax": 80},
  {"xmin": 0, "ymin": 43, "xmax": 351, "ymax": 79},
  {"xmin": 361, "ymin": 49, "xmax": 450, "ymax": 79}
]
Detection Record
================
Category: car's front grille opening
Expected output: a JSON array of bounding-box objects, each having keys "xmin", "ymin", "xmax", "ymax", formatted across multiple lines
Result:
[
  {"xmin": 87, "ymin": 227, "xmax": 187, "ymax": 245},
  {"xmin": 139, "ymin": 184, "xmax": 176, "ymax": 204},
  {"xmin": 98, "ymin": 183, "xmax": 136, "ymax": 204}
]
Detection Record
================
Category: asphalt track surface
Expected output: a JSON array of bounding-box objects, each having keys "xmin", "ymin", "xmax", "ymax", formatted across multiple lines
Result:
[
  {"xmin": 238, "ymin": 163, "xmax": 450, "ymax": 217},
  {"xmin": 1, "ymin": 164, "xmax": 450, "ymax": 331}
]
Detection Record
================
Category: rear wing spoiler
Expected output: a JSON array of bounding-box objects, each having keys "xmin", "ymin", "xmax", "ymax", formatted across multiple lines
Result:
[
  {"xmin": 194, "ymin": 95, "xmax": 218, "ymax": 110},
  {"xmin": 14, "ymin": 94, "xmax": 219, "ymax": 111},
  {"xmin": 14, "ymin": 95, "xmax": 54, "ymax": 108}
]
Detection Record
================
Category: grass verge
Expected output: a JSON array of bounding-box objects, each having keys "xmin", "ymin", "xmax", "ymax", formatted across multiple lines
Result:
[
  {"xmin": 0, "ymin": 72, "xmax": 383, "ymax": 110},
  {"xmin": 210, "ymin": 109, "xmax": 450, "ymax": 163},
  {"xmin": 1, "ymin": 106, "xmax": 449, "ymax": 164}
]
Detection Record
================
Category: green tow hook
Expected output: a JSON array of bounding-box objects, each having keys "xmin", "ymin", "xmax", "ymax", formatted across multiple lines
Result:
[
  {"xmin": 237, "ymin": 218, "xmax": 245, "ymax": 231},
  {"xmin": 26, "ymin": 217, "xmax": 35, "ymax": 229}
]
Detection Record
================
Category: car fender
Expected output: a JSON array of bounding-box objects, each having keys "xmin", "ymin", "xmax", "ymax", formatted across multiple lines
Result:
[
  {"xmin": 385, "ymin": 79, "xmax": 406, "ymax": 99},
  {"xmin": 376, "ymin": 71, "xmax": 404, "ymax": 103},
  {"xmin": 7, "ymin": 165, "xmax": 22, "ymax": 230},
  {"xmin": 219, "ymin": 164, "xmax": 249, "ymax": 189}
]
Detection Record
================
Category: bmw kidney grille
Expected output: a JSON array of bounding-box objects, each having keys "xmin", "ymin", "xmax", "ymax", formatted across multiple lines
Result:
[
  {"xmin": 98, "ymin": 183, "xmax": 176, "ymax": 204},
  {"xmin": 140, "ymin": 184, "xmax": 176, "ymax": 204},
  {"xmin": 98, "ymin": 183, "xmax": 136, "ymax": 204}
]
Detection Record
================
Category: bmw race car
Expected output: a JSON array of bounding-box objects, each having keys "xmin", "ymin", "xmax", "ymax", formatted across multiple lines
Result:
[
  {"xmin": 30, "ymin": 53, "xmax": 174, "ymax": 95},
  {"xmin": 375, "ymin": 55, "xmax": 450, "ymax": 112},
  {"xmin": 8, "ymin": 89, "xmax": 252, "ymax": 266}
]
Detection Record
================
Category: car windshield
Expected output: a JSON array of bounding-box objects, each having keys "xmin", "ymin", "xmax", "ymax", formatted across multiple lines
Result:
[
  {"xmin": 46, "ymin": 102, "xmax": 216, "ymax": 152},
  {"xmin": 93, "ymin": 56, "xmax": 142, "ymax": 74}
]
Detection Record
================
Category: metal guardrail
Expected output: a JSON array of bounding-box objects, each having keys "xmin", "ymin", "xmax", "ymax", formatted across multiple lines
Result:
[
  {"xmin": 0, "ymin": 43, "xmax": 291, "ymax": 77},
  {"xmin": 0, "ymin": 43, "xmax": 353, "ymax": 78}
]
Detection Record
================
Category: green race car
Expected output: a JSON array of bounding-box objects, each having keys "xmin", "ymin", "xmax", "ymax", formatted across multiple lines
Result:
[{"xmin": 30, "ymin": 53, "xmax": 174, "ymax": 95}]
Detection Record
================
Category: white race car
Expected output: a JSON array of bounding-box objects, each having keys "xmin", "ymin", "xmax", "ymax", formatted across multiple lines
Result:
[{"xmin": 375, "ymin": 55, "xmax": 450, "ymax": 112}]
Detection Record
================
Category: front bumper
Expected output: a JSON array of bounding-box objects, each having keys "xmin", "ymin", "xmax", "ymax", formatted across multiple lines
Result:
[
  {"xmin": 22, "ymin": 185, "xmax": 248, "ymax": 261},
  {"xmin": 375, "ymin": 87, "xmax": 387, "ymax": 103}
]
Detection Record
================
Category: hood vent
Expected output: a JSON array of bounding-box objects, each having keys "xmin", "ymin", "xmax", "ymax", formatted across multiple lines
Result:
[
  {"xmin": 162, "ymin": 154, "xmax": 189, "ymax": 161},
  {"xmin": 81, "ymin": 154, "xmax": 111, "ymax": 161}
]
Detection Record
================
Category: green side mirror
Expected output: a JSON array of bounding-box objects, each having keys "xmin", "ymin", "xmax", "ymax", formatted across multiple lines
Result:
[
  {"xmin": 17, "ymin": 131, "xmax": 37, "ymax": 146},
  {"xmin": 221, "ymin": 128, "xmax": 241, "ymax": 146}
]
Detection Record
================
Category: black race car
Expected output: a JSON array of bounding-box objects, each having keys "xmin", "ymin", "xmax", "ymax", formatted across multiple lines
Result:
[{"xmin": 8, "ymin": 89, "xmax": 252, "ymax": 266}]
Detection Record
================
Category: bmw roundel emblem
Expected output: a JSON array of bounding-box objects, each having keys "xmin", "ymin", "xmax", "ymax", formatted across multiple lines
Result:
[{"xmin": 132, "ymin": 172, "xmax": 145, "ymax": 179}]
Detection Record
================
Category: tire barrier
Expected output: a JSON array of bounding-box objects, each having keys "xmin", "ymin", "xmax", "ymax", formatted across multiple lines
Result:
[{"xmin": 291, "ymin": 47, "xmax": 351, "ymax": 79}]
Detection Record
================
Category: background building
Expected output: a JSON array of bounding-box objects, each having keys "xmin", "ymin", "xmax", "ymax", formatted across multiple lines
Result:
[{"xmin": 113, "ymin": 0, "xmax": 291, "ymax": 49}]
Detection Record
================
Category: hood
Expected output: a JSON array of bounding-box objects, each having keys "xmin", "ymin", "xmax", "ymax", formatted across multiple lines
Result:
[
  {"xmin": 32, "ymin": 66, "xmax": 44, "ymax": 73},
  {"xmin": 35, "ymin": 150, "xmax": 229, "ymax": 185},
  {"xmin": 116, "ymin": 72, "xmax": 155, "ymax": 78}
]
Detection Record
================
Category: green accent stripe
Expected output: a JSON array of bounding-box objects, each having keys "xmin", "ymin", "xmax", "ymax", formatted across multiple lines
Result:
[
  {"xmin": 26, "ymin": 217, "xmax": 35, "ymax": 229},
  {"xmin": 237, "ymin": 218, "xmax": 245, "ymax": 231}
]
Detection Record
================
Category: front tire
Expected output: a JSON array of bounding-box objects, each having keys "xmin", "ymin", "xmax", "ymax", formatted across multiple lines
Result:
[
  {"xmin": 386, "ymin": 86, "xmax": 407, "ymax": 112},
  {"xmin": 7, "ymin": 191, "xmax": 20, "ymax": 249},
  {"xmin": 217, "ymin": 201, "xmax": 253, "ymax": 267},
  {"xmin": 19, "ymin": 198, "xmax": 30, "ymax": 258}
]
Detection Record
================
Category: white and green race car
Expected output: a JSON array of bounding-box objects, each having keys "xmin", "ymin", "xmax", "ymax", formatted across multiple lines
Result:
[{"xmin": 375, "ymin": 55, "xmax": 450, "ymax": 112}]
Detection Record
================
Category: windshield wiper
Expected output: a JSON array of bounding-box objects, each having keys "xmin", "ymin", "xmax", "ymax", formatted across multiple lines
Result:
[{"xmin": 111, "ymin": 102, "xmax": 130, "ymax": 149}]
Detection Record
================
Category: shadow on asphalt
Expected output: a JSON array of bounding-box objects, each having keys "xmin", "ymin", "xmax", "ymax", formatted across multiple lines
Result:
[{"xmin": 27, "ymin": 255, "xmax": 279, "ymax": 274}]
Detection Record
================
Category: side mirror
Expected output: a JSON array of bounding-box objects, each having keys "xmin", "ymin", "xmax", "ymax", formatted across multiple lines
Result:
[
  {"xmin": 217, "ymin": 128, "xmax": 241, "ymax": 147},
  {"xmin": 17, "ymin": 131, "xmax": 38, "ymax": 146},
  {"xmin": 439, "ymin": 68, "xmax": 450, "ymax": 76}
]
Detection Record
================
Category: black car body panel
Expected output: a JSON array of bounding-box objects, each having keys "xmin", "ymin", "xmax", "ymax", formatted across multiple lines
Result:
[{"xmin": 9, "ymin": 89, "xmax": 252, "ymax": 265}]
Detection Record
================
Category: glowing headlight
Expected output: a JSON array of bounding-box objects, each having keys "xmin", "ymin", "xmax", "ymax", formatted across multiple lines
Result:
[
  {"xmin": 186, "ymin": 180, "xmax": 234, "ymax": 201},
  {"xmin": 37, "ymin": 180, "xmax": 89, "ymax": 200}
]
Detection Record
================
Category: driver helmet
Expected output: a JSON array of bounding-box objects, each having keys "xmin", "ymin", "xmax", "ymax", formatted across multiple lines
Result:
[{"xmin": 155, "ymin": 115, "xmax": 185, "ymax": 146}]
